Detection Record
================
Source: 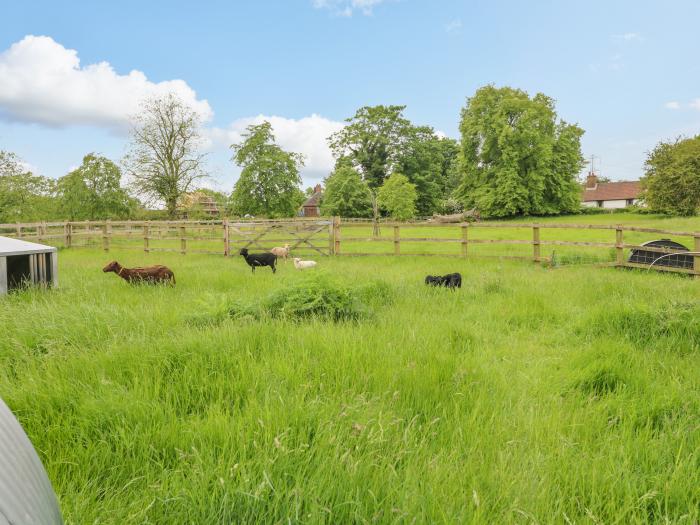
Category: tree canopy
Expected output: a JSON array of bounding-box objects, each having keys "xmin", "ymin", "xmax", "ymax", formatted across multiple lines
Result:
[
  {"xmin": 0, "ymin": 151, "xmax": 56, "ymax": 222},
  {"xmin": 124, "ymin": 94, "xmax": 207, "ymax": 218},
  {"xmin": 454, "ymin": 85, "xmax": 584, "ymax": 218},
  {"xmin": 229, "ymin": 122, "xmax": 305, "ymax": 218},
  {"xmin": 377, "ymin": 172, "xmax": 417, "ymax": 221},
  {"xmin": 56, "ymin": 153, "xmax": 135, "ymax": 220},
  {"xmin": 328, "ymin": 105, "xmax": 413, "ymax": 189},
  {"xmin": 321, "ymin": 163, "xmax": 373, "ymax": 217},
  {"xmin": 642, "ymin": 135, "xmax": 700, "ymax": 215},
  {"xmin": 398, "ymin": 128, "xmax": 460, "ymax": 216}
]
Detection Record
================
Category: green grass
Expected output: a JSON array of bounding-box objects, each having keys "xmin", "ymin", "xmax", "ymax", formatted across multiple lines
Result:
[{"xmin": 1, "ymin": 215, "xmax": 700, "ymax": 523}]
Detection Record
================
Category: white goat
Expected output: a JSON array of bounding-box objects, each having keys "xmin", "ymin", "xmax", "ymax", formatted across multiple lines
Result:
[
  {"xmin": 270, "ymin": 243, "xmax": 290, "ymax": 262},
  {"xmin": 293, "ymin": 257, "xmax": 317, "ymax": 270}
]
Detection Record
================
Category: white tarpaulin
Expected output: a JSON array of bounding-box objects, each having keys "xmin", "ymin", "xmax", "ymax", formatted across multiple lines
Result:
[{"xmin": 0, "ymin": 396, "xmax": 62, "ymax": 524}]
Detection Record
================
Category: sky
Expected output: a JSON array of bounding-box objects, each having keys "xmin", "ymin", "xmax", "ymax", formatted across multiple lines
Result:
[{"xmin": 1, "ymin": 0, "xmax": 700, "ymax": 192}]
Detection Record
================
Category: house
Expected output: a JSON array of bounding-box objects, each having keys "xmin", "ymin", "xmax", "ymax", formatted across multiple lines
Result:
[
  {"xmin": 581, "ymin": 173, "xmax": 643, "ymax": 209},
  {"xmin": 178, "ymin": 191, "xmax": 220, "ymax": 217},
  {"xmin": 299, "ymin": 184, "xmax": 323, "ymax": 217},
  {"xmin": 0, "ymin": 236, "xmax": 58, "ymax": 295}
]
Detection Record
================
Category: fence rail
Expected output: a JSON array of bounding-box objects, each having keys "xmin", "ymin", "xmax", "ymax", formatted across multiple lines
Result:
[{"xmin": 1, "ymin": 219, "xmax": 698, "ymax": 275}]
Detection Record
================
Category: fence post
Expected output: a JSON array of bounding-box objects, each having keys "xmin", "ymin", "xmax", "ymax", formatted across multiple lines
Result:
[
  {"xmin": 694, "ymin": 234, "xmax": 700, "ymax": 277},
  {"xmin": 616, "ymin": 226, "xmax": 624, "ymax": 266},
  {"xmin": 394, "ymin": 225, "xmax": 400, "ymax": 256},
  {"xmin": 102, "ymin": 220, "xmax": 110, "ymax": 252},
  {"xmin": 180, "ymin": 224, "xmax": 187, "ymax": 255},
  {"xmin": 328, "ymin": 218, "xmax": 335, "ymax": 255},
  {"xmin": 333, "ymin": 216, "xmax": 341, "ymax": 255},
  {"xmin": 223, "ymin": 218, "xmax": 230, "ymax": 256},
  {"xmin": 144, "ymin": 222, "xmax": 150, "ymax": 254},
  {"xmin": 461, "ymin": 223, "xmax": 468, "ymax": 258},
  {"xmin": 533, "ymin": 225, "xmax": 541, "ymax": 263},
  {"xmin": 16, "ymin": 223, "xmax": 21, "ymax": 238},
  {"xmin": 64, "ymin": 222, "xmax": 72, "ymax": 248}
]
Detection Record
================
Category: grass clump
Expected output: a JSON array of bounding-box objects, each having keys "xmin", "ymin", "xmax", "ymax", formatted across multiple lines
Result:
[
  {"xmin": 228, "ymin": 274, "xmax": 390, "ymax": 322},
  {"xmin": 584, "ymin": 301, "xmax": 700, "ymax": 354},
  {"xmin": 575, "ymin": 366, "xmax": 627, "ymax": 397}
]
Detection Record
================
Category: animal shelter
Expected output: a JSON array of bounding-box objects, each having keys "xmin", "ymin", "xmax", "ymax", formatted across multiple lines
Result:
[
  {"xmin": 0, "ymin": 236, "xmax": 58, "ymax": 295},
  {"xmin": 627, "ymin": 239, "xmax": 694, "ymax": 270}
]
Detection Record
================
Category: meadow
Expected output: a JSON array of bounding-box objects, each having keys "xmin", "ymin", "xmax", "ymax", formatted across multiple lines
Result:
[{"xmin": 1, "ymin": 212, "xmax": 700, "ymax": 523}]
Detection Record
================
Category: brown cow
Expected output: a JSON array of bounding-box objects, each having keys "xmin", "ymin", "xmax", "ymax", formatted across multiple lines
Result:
[{"xmin": 102, "ymin": 261, "xmax": 175, "ymax": 284}]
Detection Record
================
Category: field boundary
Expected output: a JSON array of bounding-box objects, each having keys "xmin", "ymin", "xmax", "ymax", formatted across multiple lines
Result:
[{"xmin": 1, "ymin": 218, "xmax": 698, "ymax": 275}]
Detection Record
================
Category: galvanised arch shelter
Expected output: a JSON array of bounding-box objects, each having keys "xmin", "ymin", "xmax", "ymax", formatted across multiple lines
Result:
[{"xmin": 0, "ymin": 236, "xmax": 58, "ymax": 295}]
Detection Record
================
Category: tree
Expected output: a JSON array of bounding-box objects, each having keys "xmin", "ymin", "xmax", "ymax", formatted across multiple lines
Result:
[
  {"xmin": 328, "ymin": 105, "xmax": 413, "ymax": 189},
  {"xmin": 455, "ymin": 85, "xmax": 584, "ymax": 218},
  {"xmin": 321, "ymin": 162, "xmax": 373, "ymax": 217},
  {"xmin": 124, "ymin": 93, "xmax": 207, "ymax": 218},
  {"xmin": 0, "ymin": 151, "xmax": 57, "ymax": 222},
  {"xmin": 229, "ymin": 122, "xmax": 305, "ymax": 218},
  {"xmin": 56, "ymin": 153, "xmax": 135, "ymax": 220},
  {"xmin": 642, "ymin": 135, "xmax": 700, "ymax": 215},
  {"xmin": 398, "ymin": 128, "xmax": 460, "ymax": 216},
  {"xmin": 377, "ymin": 173, "xmax": 417, "ymax": 220}
]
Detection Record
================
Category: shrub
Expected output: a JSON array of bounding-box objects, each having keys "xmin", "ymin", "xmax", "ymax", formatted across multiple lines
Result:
[{"xmin": 228, "ymin": 275, "xmax": 391, "ymax": 323}]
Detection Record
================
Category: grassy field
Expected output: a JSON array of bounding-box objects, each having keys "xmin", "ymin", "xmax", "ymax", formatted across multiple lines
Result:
[{"xmin": 1, "ymin": 213, "xmax": 700, "ymax": 523}]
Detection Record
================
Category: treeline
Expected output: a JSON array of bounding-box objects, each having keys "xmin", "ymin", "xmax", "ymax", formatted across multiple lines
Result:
[{"xmin": 3, "ymin": 84, "xmax": 695, "ymax": 223}]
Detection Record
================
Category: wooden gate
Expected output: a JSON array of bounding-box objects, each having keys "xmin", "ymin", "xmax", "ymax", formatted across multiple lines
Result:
[{"xmin": 227, "ymin": 220, "xmax": 333, "ymax": 256}]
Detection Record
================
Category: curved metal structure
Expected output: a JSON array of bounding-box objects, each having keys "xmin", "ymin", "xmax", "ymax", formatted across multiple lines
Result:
[{"xmin": 0, "ymin": 396, "xmax": 62, "ymax": 524}]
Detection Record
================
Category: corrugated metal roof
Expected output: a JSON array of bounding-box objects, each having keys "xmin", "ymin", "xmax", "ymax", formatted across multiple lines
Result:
[
  {"xmin": 0, "ymin": 236, "xmax": 57, "ymax": 256},
  {"xmin": 0, "ymin": 396, "xmax": 63, "ymax": 524}
]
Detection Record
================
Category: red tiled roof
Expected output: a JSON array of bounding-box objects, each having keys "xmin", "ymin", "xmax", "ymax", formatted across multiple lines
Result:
[
  {"xmin": 302, "ymin": 191, "xmax": 322, "ymax": 207},
  {"xmin": 581, "ymin": 181, "xmax": 642, "ymax": 202}
]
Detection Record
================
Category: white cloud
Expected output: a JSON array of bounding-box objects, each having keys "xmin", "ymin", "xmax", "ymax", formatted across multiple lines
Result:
[
  {"xmin": 208, "ymin": 114, "xmax": 345, "ymax": 181},
  {"xmin": 613, "ymin": 32, "xmax": 642, "ymax": 42},
  {"xmin": 690, "ymin": 99, "xmax": 700, "ymax": 110},
  {"xmin": 0, "ymin": 35, "xmax": 212, "ymax": 130},
  {"xmin": 312, "ymin": 0, "xmax": 390, "ymax": 16},
  {"xmin": 445, "ymin": 19, "xmax": 462, "ymax": 34},
  {"xmin": 665, "ymin": 101, "xmax": 681, "ymax": 110}
]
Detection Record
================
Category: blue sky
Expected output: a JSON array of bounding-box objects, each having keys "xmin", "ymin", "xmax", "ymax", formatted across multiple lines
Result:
[{"xmin": 1, "ymin": 0, "xmax": 699, "ymax": 190}]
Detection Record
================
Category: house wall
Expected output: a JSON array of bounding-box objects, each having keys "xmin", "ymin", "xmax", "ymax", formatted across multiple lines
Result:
[
  {"xmin": 303, "ymin": 206, "xmax": 319, "ymax": 217},
  {"xmin": 582, "ymin": 199, "xmax": 642, "ymax": 209},
  {"xmin": 602, "ymin": 199, "xmax": 629, "ymax": 209}
]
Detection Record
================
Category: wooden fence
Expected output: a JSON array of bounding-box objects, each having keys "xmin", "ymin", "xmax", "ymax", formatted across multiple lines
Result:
[{"xmin": 2, "ymin": 219, "xmax": 699, "ymax": 275}]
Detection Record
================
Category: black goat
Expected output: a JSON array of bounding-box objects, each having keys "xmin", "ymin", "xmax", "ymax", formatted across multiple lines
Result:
[
  {"xmin": 425, "ymin": 272, "xmax": 462, "ymax": 289},
  {"xmin": 239, "ymin": 248, "xmax": 277, "ymax": 273}
]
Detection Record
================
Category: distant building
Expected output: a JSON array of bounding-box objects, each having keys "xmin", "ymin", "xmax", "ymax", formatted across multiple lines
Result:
[
  {"xmin": 300, "ymin": 184, "xmax": 323, "ymax": 217},
  {"xmin": 179, "ymin": 191, "xmax": 220, "ymax": 217},
  {"xmin": 581, "ymin": 174, "xmax": 642, "ymax": 209}
]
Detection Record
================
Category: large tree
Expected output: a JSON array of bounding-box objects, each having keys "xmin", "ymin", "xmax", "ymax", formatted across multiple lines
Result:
[
  {"xmin": 642, "ymin": 135, "xmax": 700, "ymax": 215},
  {"xmin": 328, "ymin": 105, "xmax": 413, "ymax": 189},
  {"xmin": 455, "ymin": 85, "xmax": 584, "ymax": 218},
  {"xmin": 321, "ymin": 162, "xmax": 373, "ymax": 217},
  {"xmin": 398, "ymin": 127, "xmax": 460, "ymax": 216},
  {"xmin": 377, "ymin": 172, "xmax": 417, "ymax": 220},
  {"xmin": 229, "ymin": 122, "xmax": 305, "ymax": 218},
  {"xmin": 124, "ymin": 93, "xmax": 207, "ymax": 217},
  {"xmin": 0, "ymin": 150, "xmax": 57, "ymax": 222},
  {"xmin": 57, "ymin": 153, "xmax": 135, "ymax": 220}
]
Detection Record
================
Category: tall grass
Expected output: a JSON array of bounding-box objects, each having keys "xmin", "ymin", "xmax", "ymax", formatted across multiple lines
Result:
[{"xmin": 0, "ymin": 248, "xmax": 699, "ymax": 523}]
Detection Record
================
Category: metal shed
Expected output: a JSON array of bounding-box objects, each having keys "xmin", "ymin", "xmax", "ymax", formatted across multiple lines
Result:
[{"xmin": 0, "ymin": 236, "xmax": 58, "ymax": 295}]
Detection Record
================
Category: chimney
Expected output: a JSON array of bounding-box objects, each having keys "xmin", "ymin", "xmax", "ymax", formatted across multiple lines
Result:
[
  {"xmin": 314, "ymin": 184, "xmax": 322, "ymax": 193},
  {"xmin": 585, "ymin": 173, "xmax": 598, "ymax": 189}
]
